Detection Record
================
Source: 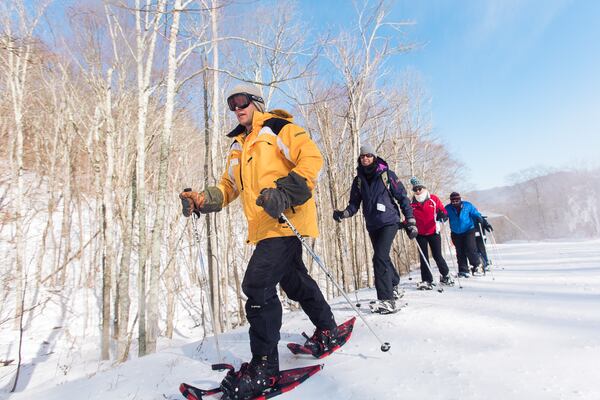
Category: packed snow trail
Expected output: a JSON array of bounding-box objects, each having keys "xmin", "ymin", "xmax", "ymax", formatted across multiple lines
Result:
[{"xmin": 3, "ymin": 240, "xmax": 600, "ymax": 400}]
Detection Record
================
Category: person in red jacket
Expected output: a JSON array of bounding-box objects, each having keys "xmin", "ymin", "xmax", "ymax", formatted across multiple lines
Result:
[{"xmin": 409, "ymin": 177, "xmax": 454, "ymax": 290}]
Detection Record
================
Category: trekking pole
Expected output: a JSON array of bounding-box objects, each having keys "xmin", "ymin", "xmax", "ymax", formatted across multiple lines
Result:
[
  {"xmin": 477, "ymin": 223, "xmax": 495, "ymax": 281},
  {"xmin": 339, "ymin": 236, "xmax": 362, "ymax": 307},
  {"xmin": 488, "ymin": 231, "xmax": 506, "ymax": 270},
  {"xmin": 190, "ymin": 214, "xmax": 223, "ymax": 362},
  {"xmin": 279, "ymin": 214, "xmax": 391, "ymax": 352},
  {"xmin": 441, "ymin": 223, "xmax": 462, "ymax": 289},
  {"xmin": 414, "ymin": 240, "xmax": 444, "ymax": 293},
  {"xmin": 403, "ymin": 232, "xmax": 413, "ymax": 281}
]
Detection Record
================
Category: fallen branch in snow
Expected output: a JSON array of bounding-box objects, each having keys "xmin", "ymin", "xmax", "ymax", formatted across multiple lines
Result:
[{"xmin": 0, "ymin": 359, "xmax": 14, "ymax": 367}]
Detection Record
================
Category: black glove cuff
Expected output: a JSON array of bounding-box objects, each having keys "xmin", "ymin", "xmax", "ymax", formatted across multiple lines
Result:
[
  {"xmin": 201, "ymin": 186, "xmax": 223, "ymax": 213},
  {"xmin": 275, "ymin": 171, "xmax": 311, "ymax": 207}
]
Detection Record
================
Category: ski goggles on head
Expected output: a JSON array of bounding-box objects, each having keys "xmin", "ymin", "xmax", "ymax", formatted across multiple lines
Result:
[{"xmin": 226, "ymin": 92, "xmax": 264, "ymax": 111}]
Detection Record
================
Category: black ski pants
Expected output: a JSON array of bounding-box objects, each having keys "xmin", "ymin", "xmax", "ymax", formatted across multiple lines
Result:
[
  {"xmin": 368, "ymin": 224, "xmax": 401, "ymax": 300},
  {"xmin": 242, "ymin": 236, "xmax": 336, "ymax": 358},
  {"xmin": 416, "ymin": 233, "xmax": 449, "ymax": 283},
  {"xmin": 451, "ymin": 229, "xmax": 482, "ymax": 273}
]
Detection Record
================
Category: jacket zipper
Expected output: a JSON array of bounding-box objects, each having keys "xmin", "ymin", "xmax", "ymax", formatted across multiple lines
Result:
[
  {"xmin": 240, "ymin": 156, "xmax": 254, "ymax": 191},
  {"xmin": 239, "ymin": 163, "xmax": 244, "ymax": 191},
  {"xmin": 238, "ymin": 137, "xmax": 247, "ymax": 191}
]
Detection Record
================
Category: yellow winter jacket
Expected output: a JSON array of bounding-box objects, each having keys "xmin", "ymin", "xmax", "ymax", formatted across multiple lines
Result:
[{"xmin": 217, "ymin": 110, "xmax": 323, "ymax": 244}]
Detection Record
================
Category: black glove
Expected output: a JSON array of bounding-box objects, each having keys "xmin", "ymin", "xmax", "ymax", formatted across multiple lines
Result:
[
  {"xmin": 333, "ymin": 209, "xmax": 350, "ymax": 222},
  {"xmin": 403, "ymin": 218, "xmax": 418, "ymax": 240},
  {"xmin": 482, "ymin": 219, "xmax": 493, "ymax": 232},
  {"xmin": 256, "ymin": 187, "xmax": 290, "ymax": 219},
  {"xmin": 436, "ymin": 210, "xmax": 448, "ymax": 222}
]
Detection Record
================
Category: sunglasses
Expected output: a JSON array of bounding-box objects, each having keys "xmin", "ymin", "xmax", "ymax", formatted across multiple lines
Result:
[
  {"xmin": 359, "ymin": 154, "xmax": 374, "ymax": 159},
  {"xmin": 227, "ymin": 92, "xmax": 264, "ymax": 111},
  {"xmin": 412, "ymin": 187, "xmax": 424, "ymax": 193}
]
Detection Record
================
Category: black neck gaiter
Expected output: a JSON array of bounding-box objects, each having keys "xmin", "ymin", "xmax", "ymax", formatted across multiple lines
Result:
[{"xmin": 363, "ymin": 162, "xmax": 378, "ymax": 182}]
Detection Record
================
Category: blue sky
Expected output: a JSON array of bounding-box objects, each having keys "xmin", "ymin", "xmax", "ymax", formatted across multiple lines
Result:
[
  {"xmin": 300, "ymin": 0, "xmax": 600, "ymax": 190},
  {"xmin": 36, "ymin": 0, "xmax": 600, "ymax": 190}
]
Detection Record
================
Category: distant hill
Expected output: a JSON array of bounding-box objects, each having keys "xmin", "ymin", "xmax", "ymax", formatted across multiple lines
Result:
[{"xmin": 466, "ymin": 169, "xmax": 600, "ymax": 242}]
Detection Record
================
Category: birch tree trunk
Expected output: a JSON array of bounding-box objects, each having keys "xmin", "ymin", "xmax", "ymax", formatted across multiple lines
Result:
[
  {"xmin": 0, "ymin": 1, "xmax": 45, "ymax": 327},
  {"xmin": 57, "ymin": 123, "xmax": 73, "ymax": 286},
  {"xmin": 209, "ymin": 0, "xmax": 223, "ymax": 334},
  {"xmin": 101, "ymin": 68, "xmax": 116, "ymax": 360},
  {"xmin": 116, "ymin": 170, "xmax": 136, "ymax": 362},
  {"xmin": 135, "ymin": 0, "xmax": 165, "ymax": 356},
  {"xmin": 148, "ymin": 0, "xmax": 183, "ymax": 354}
]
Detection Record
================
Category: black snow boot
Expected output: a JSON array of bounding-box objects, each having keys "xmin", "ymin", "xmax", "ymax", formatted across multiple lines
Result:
[
  {"xmin": 440, "ymin": 275, "xmax": 455, "ymax": 286},
  {"xmin": 220, "ymin": 353, "xmax": 279, "ymax": 400},
  {"xmin": 471, "ymin": 264, "xmax": 484, "ymax": 276},
  {"xmin": 302, "ymin": 326, "xmax": 340, "ymax": 357},
  {"xmin": 393, "ymin": 285, "xmax": 405, "ymax": 300},
  {"xmin": 369, "ymin": 299, "xmax": 398, "ymax": 314},
  {"xmin": 417, "ymin": 281, "xmax": 433, "ymax": 290}
]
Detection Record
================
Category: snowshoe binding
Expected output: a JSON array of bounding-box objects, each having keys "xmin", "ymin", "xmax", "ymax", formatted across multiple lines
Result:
[
  {"xmin": 440, "ymin": 275, "xmax": 455, "ymax": 286},
  {"xmin": 417, "ymin": 281, "xmax": 433, "ymax": 290},
  {"xmin": 287, "ymin": 317, "xmax": 355, "ymax": 359},
  {"xmin": 471, "ymin": 264, "xmax": 485, "ymax": 276},
  {"xmin": 369, "ymin": 299, "xmax": 399, "ymax": 314},
  {"xmin": 179, "ymin": 362, "xmax": 322, "ymax": 400},
  {"xmin": 392, "ymin": 285, "xmax": 405, "ymax": 300}
]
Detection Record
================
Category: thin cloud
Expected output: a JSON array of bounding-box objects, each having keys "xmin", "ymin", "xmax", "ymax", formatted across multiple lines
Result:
[{"xmin": 469, "ymin": 0, "xmax": 573, "ymax": 48}]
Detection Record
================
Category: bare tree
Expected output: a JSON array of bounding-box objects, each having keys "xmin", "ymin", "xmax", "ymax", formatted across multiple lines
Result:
[
  {"xmin": 0, "ymin": 0, "xmax": 472, "ymax": 373},
  {"xmin": 0, "ymin": 0, "xmax": 49, "ymax": 329},
  {"xmin": 148, "ymin": 0, "xmax": 198, "ymax": 354},
  {"xmin": 326, "ymin": 0, "xmax": 414, "ymax": 160},
  {"xmin": 133, "ymin": 0, "xmax": 166, "ymax": 356}
]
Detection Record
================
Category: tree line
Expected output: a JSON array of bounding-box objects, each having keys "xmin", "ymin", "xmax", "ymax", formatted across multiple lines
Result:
[{"xmin": 0, "ymin": 0, "xmax": 462, "ymax": 371}]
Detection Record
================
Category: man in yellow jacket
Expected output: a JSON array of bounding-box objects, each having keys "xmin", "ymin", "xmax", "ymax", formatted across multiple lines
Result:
[{"xmin": 180, "ymin": 83, "xmax": 339, "ymax": 399}]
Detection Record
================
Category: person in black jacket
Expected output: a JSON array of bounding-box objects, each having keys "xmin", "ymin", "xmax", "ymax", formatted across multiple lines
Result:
[
  {"xmin": 333, "ymin": 144, "xmax": 416, "ymax": 314},
  {"xmin": 474, "ymin": 216, "xmax": 493, "ymax": 270}
]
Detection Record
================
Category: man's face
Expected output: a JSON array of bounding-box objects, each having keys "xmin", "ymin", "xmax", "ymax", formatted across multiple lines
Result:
[{"xmin": 234, "ymin": 101, "xmax": 256, "ymax": 128}]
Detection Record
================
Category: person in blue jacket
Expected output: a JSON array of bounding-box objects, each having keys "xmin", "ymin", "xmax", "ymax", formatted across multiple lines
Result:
[
  {"xmin": 332, "ymin": 144, "xmax": 417, "ymax": 314},
  {"xmin": 445, "ymin": 192, "xmax": 485, "ymax": 277}
]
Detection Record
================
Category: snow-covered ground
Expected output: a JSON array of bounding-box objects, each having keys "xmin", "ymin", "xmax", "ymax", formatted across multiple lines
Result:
[{"xmin": 2, "ymin": 239, "xmax": 600, "ymax": 400}]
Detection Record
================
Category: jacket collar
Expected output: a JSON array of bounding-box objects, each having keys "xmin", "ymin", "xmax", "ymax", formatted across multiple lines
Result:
[
  {"xmin": 412, "ymin": 191, "xmax": 431, "ymax": 204},
  {"xmin": 227, "ymin": 109, "xmax": 294, "ymax": 138},
  {"xmin": 357, "ymin": 157, "xmax": 388, "ymax": 178},
  {"xmin": 227, "ymin": 124, "xmax": 246, "ymax": 137}
]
